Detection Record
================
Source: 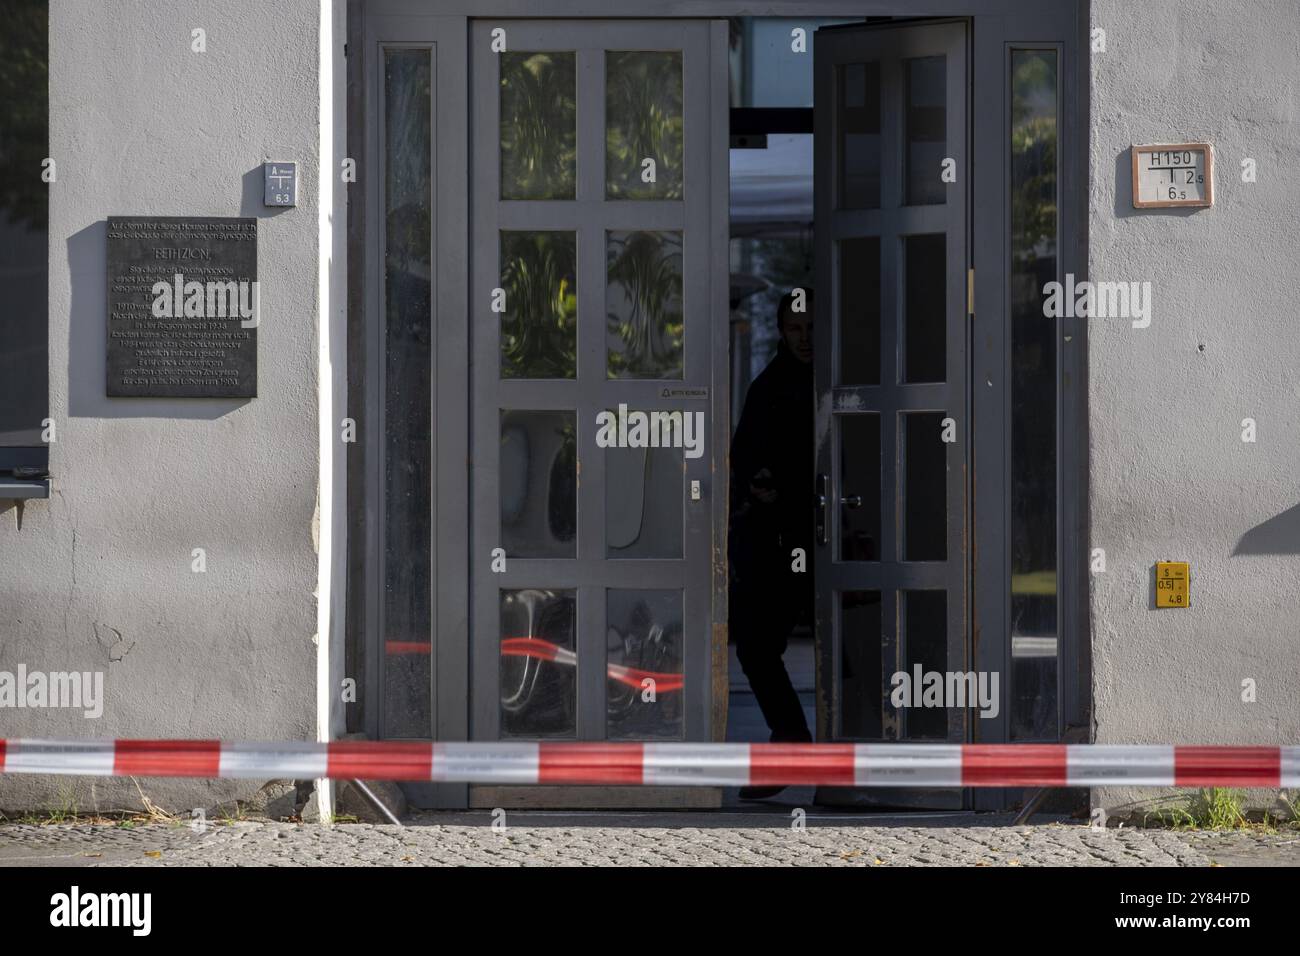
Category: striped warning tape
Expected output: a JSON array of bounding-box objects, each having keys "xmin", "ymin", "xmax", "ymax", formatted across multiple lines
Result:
[{"xmin": 1, "ymin": 740, "xmax": 1297, "ymax": 788}]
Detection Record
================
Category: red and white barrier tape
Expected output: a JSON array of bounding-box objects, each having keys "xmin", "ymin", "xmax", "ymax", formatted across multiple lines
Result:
[{"xmin": 1, "ymin": 740, "xmax": 1296, "ymax": 788}]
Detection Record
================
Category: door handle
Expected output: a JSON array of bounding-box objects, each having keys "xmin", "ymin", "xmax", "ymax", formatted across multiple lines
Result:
[
  {"xmin": 840, "ymin": 494, "xmax": 862, "ymax": 509},
  {"xmin": 815, "ymin": 474, "xmax": 829, "ymax": 546}
]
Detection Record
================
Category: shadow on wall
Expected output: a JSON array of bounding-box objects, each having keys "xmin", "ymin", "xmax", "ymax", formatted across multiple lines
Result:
[
  {"xmin": 66, "ymin": 167, "xmax": 292, "ymax": 420},
  {"xmin": 1233, "ymin": 502, "xmax": 1300, "ymax": 556}
]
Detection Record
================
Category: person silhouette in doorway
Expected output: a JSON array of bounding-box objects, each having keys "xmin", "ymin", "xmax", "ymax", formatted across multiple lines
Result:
[{"xmin": 729, "ymin": 289, "xmax": 814, "ymax": 800}]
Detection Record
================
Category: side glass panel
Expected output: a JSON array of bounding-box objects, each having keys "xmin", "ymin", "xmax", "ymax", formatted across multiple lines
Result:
[
  {"xmin": 839, "ymin": 590, "xmax": 882, "ymax": 738},
  {"xmin": 500, "ymin": 231, "xmax": 577, "ymax": 379},
  {"xmin": 838, "ymin": 237, "xmax": 881, "ymax": 386},
  {"xmin": 606, "ymin": 52, "xmax": 684, "ymax": 200},
  {"xmin": 500, "ymin": 52, "xmax": 576, "ymax": 200},
  {"xmin": 837, "ymin": 62, "xmax": 881, "ymax": 209},
  {"xmin": 1009, "ymin": 50, "xmax": 1059, "ymax": 740},
  {"xmin": 606, "ymin": 445, "xmax": 684, "ymax": 558},
  {"xmin": 839, "ymin": 414, "xmax": 881, "ymax": 562},
  {"xmin": 606, "ymin": 589, "xmax": 684, "ymax": 739},
  {"xmin": 606, "ymin": 230, "xmax": 684, "ymax": 379},
  {"xmin": 904, "ymin": 56, "xmax": 946, "ymax": 206},
  {"xmin": 500, "ymin": 589, "xmax": 577, "ymax": 737},
  {"xmin": 500, "ymin": 410, "xmax": 577, "ymax": 558},
  {"xmin": 382, "ymin": 49, "xmax": 432, "ymax": 737}
]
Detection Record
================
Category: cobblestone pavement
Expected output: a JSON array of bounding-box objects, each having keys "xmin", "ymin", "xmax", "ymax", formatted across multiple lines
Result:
[{"xmin": 2, "ymin": 813, "xmax": 1298, "ymax": 866}]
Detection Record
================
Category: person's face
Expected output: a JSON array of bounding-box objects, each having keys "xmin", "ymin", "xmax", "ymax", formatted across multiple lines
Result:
[{"xmin": 781, "ymin": 309, "xmax": 813, "ymax": 363}]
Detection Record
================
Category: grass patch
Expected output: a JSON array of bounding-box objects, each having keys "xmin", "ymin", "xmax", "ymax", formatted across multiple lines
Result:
[{"xmin": 1141, "ymin": 788, "xmax": 1300, "ymax": 831}]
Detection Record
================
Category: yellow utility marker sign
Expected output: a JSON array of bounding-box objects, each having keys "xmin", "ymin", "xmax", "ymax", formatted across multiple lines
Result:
[{"xmin": 1155, "ymin": 562, "xmax": 1190, "ymax": 608}]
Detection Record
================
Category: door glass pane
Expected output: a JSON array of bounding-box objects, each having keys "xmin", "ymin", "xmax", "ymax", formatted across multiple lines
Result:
[
  {"xmin": 500, "ymin": 52, "xmax": 576, "ymax": 200},
  {"xmin": 606, "ymin": 445, "xmax": 683, "ymax": 558},
  {"xmin": 901, "ymin": 590, "xmax": 948, "ymax": 738},
  {"xmin": 1009, "ymin": 50, "xmax": 1058, "ymax": 740},
  {"xmin": 839, "ymin": 414, "xmax": 880, "ymax": 562},
  {"xmin": 382, "ymin": 48, "xmax": 432, "ymax": 737},
  {"xmin": 500, "ymin": 231, "xmax": 577, "ymax": 379},
  {"xmin": 902, "ymin": 234, "xmax": 946, "ymax": 384},
  {"xmin": 904, "ymin": 56, "xmax": 946, "ymax": 206},
  {"xmin": 606, "ymin": 51, "xmax": 683, "ymax": 200},
  {"xmin": 839, "ymin": 590, "xmax": 882, "ymax": 738},
  {"xmin": 606, "ymin": 589, "xmax": 684, "ymax": 739},
  {"xmin": 606, "ymin": 230, "xmax": 684, "ymax": 379},
  {"xmin": 500, "ymin": 589, "xmax": 577, "ymax": 737},
  {"xmin": 903, "ymin": 412, "xmax": 947, "ymax": 562},
  {"xmin": 837, "ymin": 62, "xmax": 880, "ymax": 209},
  {"xmin": 500, "ymin": 410, "xmax": 576, "ymax": 558},
  {"xmin": 838, "ymin": 237, "xmax": 880, "ymax": 385}
]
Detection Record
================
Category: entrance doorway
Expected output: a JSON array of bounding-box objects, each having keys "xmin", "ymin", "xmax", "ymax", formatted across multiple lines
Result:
[{"xmin": 353, "ymin": 3, "xmax": 1087, "ymax": 813}]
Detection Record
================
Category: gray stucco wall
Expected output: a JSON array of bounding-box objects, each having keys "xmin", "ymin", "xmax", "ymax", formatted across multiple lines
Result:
[
  {"xmin": 0, "ymin": 0, "xmax": 321, "ymax": 812},
  {"xmin": 1088, "ymin": 0, "xmax": 1300, "ymax": 815}
]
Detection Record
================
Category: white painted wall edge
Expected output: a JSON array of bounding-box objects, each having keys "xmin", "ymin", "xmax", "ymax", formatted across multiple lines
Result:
[{"xmin": 315, "ymin": 0, "xmax": 349, "ymax": 823}]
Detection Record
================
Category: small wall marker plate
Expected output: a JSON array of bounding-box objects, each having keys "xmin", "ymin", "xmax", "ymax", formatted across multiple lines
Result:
[
  {"xmin": 1132, "ymin": 143, "xmax": 1212, "ymax": 208},
  {"xmin": 1155, "ymin": 561, "xmax": 1190, "ymax": 608}
]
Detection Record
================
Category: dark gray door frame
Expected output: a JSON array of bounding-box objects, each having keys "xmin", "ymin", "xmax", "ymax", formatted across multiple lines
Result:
[{"xmin": 349, "ymin": 1, "xmax": 1089, "ymax": 813}]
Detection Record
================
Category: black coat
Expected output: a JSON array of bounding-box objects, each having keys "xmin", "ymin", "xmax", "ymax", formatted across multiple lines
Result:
[{"xmin": 729, "ymin": 342, "xmax": 815, "ymax": 589}]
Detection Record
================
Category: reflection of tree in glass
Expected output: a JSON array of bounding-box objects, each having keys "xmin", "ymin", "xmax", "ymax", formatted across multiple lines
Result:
[
  {"xmin": 1009, "ymin": 51, "xmax": 1058, "ymax": 598},
  {"xmin": 607, "ymin": 231, "xmax": 684, "ymax": 379},
  {"xmin": 501, "ymin": 232, "xmax": 577, "ymax": 379},
  {"xmin": 501, "ymin": 53, "xmax": 576, "ymax": 200},
  {"xmin": 0, "ymin": 0, "xmax": 48, "ymax": 229},
  {"xmin": 606, "ymin": 52, "xmax": 683, "ymax": 200},
  {"xmin": 1010, "ymin": 53, "xmax": 1057, "ymax": 265}
]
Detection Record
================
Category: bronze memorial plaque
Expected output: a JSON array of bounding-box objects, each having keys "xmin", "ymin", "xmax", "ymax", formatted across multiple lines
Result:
[{"xmin": 106, "ymin": 216, "xmax": 258, "ymax": 398}]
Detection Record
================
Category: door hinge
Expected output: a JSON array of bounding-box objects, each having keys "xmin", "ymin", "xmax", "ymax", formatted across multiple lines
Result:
[{"xmin": 967, "ymin": 267, "xmax": 975, "ymax": 316}]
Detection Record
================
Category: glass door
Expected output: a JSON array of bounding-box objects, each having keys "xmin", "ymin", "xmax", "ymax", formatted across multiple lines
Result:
[
  {"xmin": 469, "ymin": 20, "xmax": 724, "ymax": 748},
  {"xmin": 813, "ymin": 20, "xmax": 969, "ymax": 808}
]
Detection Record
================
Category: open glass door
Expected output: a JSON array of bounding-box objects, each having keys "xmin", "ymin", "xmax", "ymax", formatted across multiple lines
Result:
[{"xmin": 812, "ymin": 20, "xmax": 969, "ymax": 809}]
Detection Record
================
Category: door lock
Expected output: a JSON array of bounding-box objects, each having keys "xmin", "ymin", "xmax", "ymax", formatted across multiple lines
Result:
[{"xmin": 690, "ymin": 479, "xmax": 702, "ymax": 501}]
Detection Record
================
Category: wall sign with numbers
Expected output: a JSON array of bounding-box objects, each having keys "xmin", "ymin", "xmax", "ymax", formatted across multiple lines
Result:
[
  {"xmin": 1132, "ymin": 143, "xmax": 1213, "ymax": 208},
  {"xmin": 1155, "ymin": 561, "xmax": 1190, "ymax": 608}
]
